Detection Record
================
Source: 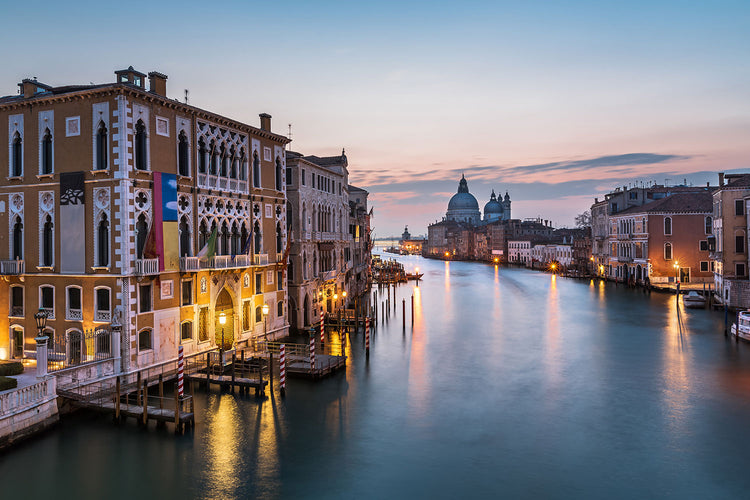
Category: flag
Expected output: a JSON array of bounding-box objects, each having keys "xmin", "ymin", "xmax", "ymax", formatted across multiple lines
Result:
[
  {"xmin": 241, "ymin": 231, "xmax": 252, "ymax": 255},
  {"xmin": 197, "ymin": 226, "xmax": 218, "ymax": 260},
  {"xmin": 143, "ymin": 222, "xmax": 158, "ymax": 259}
]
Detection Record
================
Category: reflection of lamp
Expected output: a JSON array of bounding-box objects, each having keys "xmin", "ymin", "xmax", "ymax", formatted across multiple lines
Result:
[
  {"xmin": 262, "ymin": 303, "xmax": 269, "ymax": 340},
  {"xmin": 218, "ymin": 312, "xmax": 226, "ymax": 353}
]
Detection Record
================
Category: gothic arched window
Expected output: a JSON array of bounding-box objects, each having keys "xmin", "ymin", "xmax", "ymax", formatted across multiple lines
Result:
[
  {"xmin": 97, "ymin": 214, "xmax": 109, "ymax": 267},
  {"xmin": 275, "ymin": 157, "xmax": 282, "ymax": 191},
  {"xmin": 178, "ymin": 131, "xmax": 189, "ymax": 176},
  {"xmin": 253, "ymin": 152, "xmax": 260, "ymax": 187},
  {"xmin": 12, "ymin": 217, "xmax": 23, "ymax": 260},
  {"xmin": 41, "ymin": 128, "xmax": 53, "ymax": 174},
  {"xmin": 276, "ymin": 223, "xmax": 282, "ymax": 255},
  {"xmin": 179, "ymin": 216, "xmax": 191, "ymax": 257},
  {"xmin": 11, "ymin": 132, "xmax": 22, "ymax": 177},
  {"xmin": 198, "ymin": 138, "xmax": 207, "ymax": 174},
  {"xmin": 42, "ymin": 215, "xmax": 53, "ymax": 267},
  {"xmin": 136, "ymin": 214, "xmax": 148, "ymax": 258},
  {"xmin": 254, "ymin": 221, "xmax": 261, "ymax": 254},
  {"xmin": 134, "ymin": 120, "xmax": 147, "ymax": 170},
  {"xmin": 96, "ymin": 121, "xmax": 108, "ymax": 171}
]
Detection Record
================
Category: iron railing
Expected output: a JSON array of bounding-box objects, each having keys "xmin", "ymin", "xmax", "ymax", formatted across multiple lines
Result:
[{"xmin": 48, "ymin": 328, "xmax": 114, "ymax": 372}]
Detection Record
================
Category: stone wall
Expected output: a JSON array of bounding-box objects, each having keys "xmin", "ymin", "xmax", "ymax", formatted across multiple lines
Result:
[{"xmin": 0, "ymin": 376, "xmax": 58, "ymax": 450}]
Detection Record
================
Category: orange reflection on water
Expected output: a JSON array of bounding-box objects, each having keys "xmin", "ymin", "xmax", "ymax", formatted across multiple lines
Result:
[
  {"xmin": 407, "ymin": 283, "xmax": 428, "ymax": 420},
  {"xmin": 543, "ymin": 274, "xmax": 562, "ymax": 399},
  {"xmin": 204, "ymin": 396, "xmax": 244, "ymax": 498},
  {"xmin": 661, "ymin": 296, "xmax": 691, "ymax": 437}
]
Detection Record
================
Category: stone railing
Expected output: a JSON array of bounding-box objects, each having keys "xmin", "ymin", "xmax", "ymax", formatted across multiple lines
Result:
[
  {"xmin": 0, "ymin": 259, "xmax": 24, "ymax": 275},
  {"xmin": 233, "ymin": 254, "xmax": 249, "ymax": 267},
  {"xmin": 180, "ymin": 256, "xmax": 201, "ymax": 272},
  {"xmin": 134, "ymin": 258, "xmax": 159, "ymax": 276},
  {"xmin": 0, "ymin": 376, "xmax": 56, "ymax": 417},
  {"xmin": 254, "ymin": 254, "xmax": 269, "ymax": 266},
  {"xmin": 321, "ymin": 270, "xmax": 337, "ymax": 281}
]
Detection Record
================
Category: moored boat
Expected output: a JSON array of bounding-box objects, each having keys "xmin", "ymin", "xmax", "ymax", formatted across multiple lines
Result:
[
  {"xmin": 406, "ymin": 272, "xmax": 424, "ymax": 281},
  {"xmin": 682, "ymin": 291, "xmax": 706, "ymax": 309},
  {"xmin": 731, "ymin": 310, "xmax": 750, "ymax": 342}
]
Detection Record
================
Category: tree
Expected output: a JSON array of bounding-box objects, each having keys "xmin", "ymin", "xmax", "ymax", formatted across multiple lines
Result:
[{"xmin": 575, "ymin": 210, "xmax": 591, "ymax": 228}]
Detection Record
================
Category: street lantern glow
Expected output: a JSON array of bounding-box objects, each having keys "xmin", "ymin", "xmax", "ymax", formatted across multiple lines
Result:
[
  {"xmin": 218, "ymin": 312, "xmax": 226, "ymax": 325},
  {"xmin": 342, "ymin": 291, "xmax": 347, "ymax": 298},
  {"xmin": 34, "ymin": 308, "xmax": 48, "ymax": 332},
  {"xmin": 445, "ymin": 251, "xmax": 450, "ymax": 257},
  {"xmin": 334, "ymin": 293, "xmax": 338, "ymax": 300},
  {"xmin": 262, "ymin": 304, "xmax": 270, "ymax": 316}
]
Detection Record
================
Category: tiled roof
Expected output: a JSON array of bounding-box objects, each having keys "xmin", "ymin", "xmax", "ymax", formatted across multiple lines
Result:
[
  {"xmin": 724, "ymin": 174, "xmax": 750, "ymax": 188},
  {"xmin": 616, "ymin": 191, "xmax": 712, "ymax": 215},
  {"xmin": 303, "ymin": 154, "xmax": 346, "ymax": 167}
]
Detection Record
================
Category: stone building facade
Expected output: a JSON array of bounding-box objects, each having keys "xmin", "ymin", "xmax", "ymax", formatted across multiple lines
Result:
[{"xmin": 0, "ymin": 67, "xmax": 289, "ymax": 369}]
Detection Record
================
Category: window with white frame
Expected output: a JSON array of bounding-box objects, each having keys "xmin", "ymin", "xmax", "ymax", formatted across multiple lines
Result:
[
  {"xmin": 139, "ymin": 283, "xmax": 152, "ymax": 313},
  {"xmin": 66, "ymin": 286, "xmax": 82, "ymax": 320},
  {"xmin": 138, "ymin": 328, "xmax": 152, "ymax": 351},
  {"xmin": 181, "ymin": 321, "xmax": 193, "ymax": 342},
  {"xmin": 40, "ymin": 285, "xmax": 54, "ymax": 319},
  {"xmin": 10, "ymin": 285, "xmax": 23, "ymax": 317},
  {"xmin": 95, "ymin": 287, "xmax": 111, "ymax": 322},
  {"xmin": 664, "ymin": 242, "xmax": 673, "ymax": 261},
  {"xmin": 266, "ymin": 270, "xmax": 274, "ymax": 285},
  {"xmin": 664, "ymin": 217, "xmax": 672, "ymax": 236},
  {"xmin": 9, "ymin": 114, "xmax": 23, "ymax": 177},
  {"xmin": 700, "ymin": 261, "xmax": 709, "ymax": 272},
  {"xmin": 182, "ymin": 279, "xmax": 193, "ymax": 306}
]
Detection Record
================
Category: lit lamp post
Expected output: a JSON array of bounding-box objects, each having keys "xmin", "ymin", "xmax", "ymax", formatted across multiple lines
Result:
[
  {"xmin": 674, "ymin": 261, "xmax": 680, "ymax": 295},
  {"xmin": 218, "ymin": 311, "xmax": 226, "ymax": 362},
  {"xmin": 262, "ymin": 303, "xmax": 269, "ymax": 341},
  {"xmin": 34, "ymin": 309, "xmax": 48, "ymax": 378}
]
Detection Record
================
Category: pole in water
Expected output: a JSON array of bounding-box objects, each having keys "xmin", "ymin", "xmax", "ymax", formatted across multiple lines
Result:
[
  {"xmin": 320, "ymin": 310, "xmax": 325, "ymax": 346},
  {"xmin": 310, "ymin": 333, "xmax": 316, "ymax": 374},
  {"xmin": 402, "ymin": 298, "xmax": 406, "ymax": 329},
  {"xmin": 365, "ymin": 317, "xmax": 370, "ymax": 357},
  {"xmin": 177, "ymin": 345, "xmax": 185, "ymax": 397},
  {"xmin": 411, "ymin": 294, "xmax": 414, "ymax": 325},
  {"xmin": 280, "ymin": 344, "xmax": 286, "ymax": 396}
]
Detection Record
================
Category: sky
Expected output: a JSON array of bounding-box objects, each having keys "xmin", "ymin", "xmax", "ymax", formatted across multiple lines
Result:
[{"xmin": 2, "ymin": 0, "xmax": 749, "ymax": 237}]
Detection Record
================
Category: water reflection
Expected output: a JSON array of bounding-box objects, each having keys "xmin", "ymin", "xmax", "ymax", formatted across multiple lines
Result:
[
  {"xmin": 408, "ymin": 282, "xmax": 428, "ymax": 420},
  {"xmin": 662, "ymin": 295, "xmax": 691, "ymax": 439},
  {"xmin": 544, "ymin": 274, "xmax": 562, "ymax": 401},
  {"xmin": 203, "ymin": 395, "xmax": 244, "ymax": 499}
]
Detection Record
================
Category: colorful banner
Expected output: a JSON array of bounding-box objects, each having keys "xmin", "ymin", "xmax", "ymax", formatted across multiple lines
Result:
[
  {"xmin": 153, "ymin": 172, "xmax": 179, "ymax": 271},
  {"xmin": 60, "ymin": 172, "xmax": 85, "ymax": 273}
]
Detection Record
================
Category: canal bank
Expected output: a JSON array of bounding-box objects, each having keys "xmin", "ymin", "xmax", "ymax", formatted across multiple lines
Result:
[{"xmin": 4, "ymin": 255, "xmax": 750, "ymax": 499}]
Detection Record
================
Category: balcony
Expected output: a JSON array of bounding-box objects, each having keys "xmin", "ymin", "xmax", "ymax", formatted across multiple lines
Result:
[
  {"xmin": 210, "ymin": 255, "xmax": 232, "ymax": 269},
  {"xmin": 135, "ymin": 258, "xmax": 159, "ymax": 276},
  {"xmin": 321, "ymin": 270, "xmax": 337, "ymax": 281},
  {"xmin": 0, "ymin": 259, "xmax": 24, "ymax": 275},
  {"xmin": 10, "ymin": 306, "xmax": 23, "ymax": 318},
  {"xmin": 231, "ymin": 254, "xmax": 248, "ymax": 267},
  {"xmin": 67, "ymin": 308, "xmax": 83, "ymax": 321},
  {"xmin": 180, "ymin": 256, "xmax": 201, "ymax": 272},
  {"xmin": 95, "ymin": 309, "xmax": 111, "ymax": 322},
  {"xmin": 40, "ymin": 307, "xmax": 54, "ymax": 319},
  {"xmin": 276, "ymin": 253, "xmax": 284, "ymax": 264},
  {"xmin": 254, "ymin": 254, "xmax": 269, "ymax": 266}
]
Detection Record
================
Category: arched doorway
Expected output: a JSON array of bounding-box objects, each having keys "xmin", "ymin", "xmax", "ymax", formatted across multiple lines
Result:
[
  {"xmin": 303, "ymin": 293, "xmax": 310, "ymax": 328},
  {"xmin": 636, "ymin": 265, "xmax": 642, "ymax": 281},
  {"xmin": 215, "ymin": 288, "xmax": 235, "ymax": 350}
]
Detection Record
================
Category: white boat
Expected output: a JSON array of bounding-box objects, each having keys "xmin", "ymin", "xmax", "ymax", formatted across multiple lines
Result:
[
  {"xmin": 682, "ymin": 291, "xmax": 706, "ymax": 309},
  {"xmin": 731, "ymin": 311, "xmax": 750, "ymax": 342}
]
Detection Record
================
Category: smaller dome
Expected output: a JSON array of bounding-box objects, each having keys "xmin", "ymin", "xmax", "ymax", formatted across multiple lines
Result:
[{"xmin": 484, "ymin": 190, "xmax": 503, "ymax": 214}]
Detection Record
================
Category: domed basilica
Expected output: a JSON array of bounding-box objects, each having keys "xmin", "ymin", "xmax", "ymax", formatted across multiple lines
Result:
[{"xmin": 446, "ymin": 174, "xmax": 510, "ymax": 225}]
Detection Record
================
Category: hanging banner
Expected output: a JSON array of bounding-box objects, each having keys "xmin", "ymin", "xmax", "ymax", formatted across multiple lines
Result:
[
  {"xmin": 153, "ymin": 172, "xmax": 179, "ymax": 271},
  {"xmin": 60, "ymin": 172, "xmax": 85, "ymax": 273}
]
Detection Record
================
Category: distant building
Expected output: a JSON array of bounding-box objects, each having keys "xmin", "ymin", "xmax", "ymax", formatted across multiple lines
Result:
[{"xmin": 398, "ymin": 226, "xmax": 426, "ymax": 255}]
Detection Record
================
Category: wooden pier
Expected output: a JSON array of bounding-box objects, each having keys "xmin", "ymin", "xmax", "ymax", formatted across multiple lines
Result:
[{"xmin": 257, "ymin": 341, "xmax": 347, "ymax": 379}]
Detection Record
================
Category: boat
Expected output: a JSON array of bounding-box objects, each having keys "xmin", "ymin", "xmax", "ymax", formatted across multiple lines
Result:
[
  {"xmin": 682, "ymin": 291, "xmax": 706, "ymax": 309},
  {"xmin": 731, "ymin": 310, "xmax": 750, "ymax": 342},
  {"xmin": 405, "ymin": 272, "xmax": 423, "ymax": 281}
]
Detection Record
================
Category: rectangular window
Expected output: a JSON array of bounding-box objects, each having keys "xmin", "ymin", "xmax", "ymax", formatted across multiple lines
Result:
[
  {"xmin": 699, "ymin": 240, "xmax": 709, "ymax": 251},
  {"xmin": 301, "ymin": 169, "xmax": 306, "ymax": 186},
  {"xmin": 67, "ymin": 287, "xmax": 81, "ymax": 319},
  {"xmin": 138, "ymin": 329, "xmax": 152, "ymax": 351},
  {"xmin": 255, "ymin": 273, "xmax": 262, "ymax": 295},
  {"xmin": 182, "ymin": 280, "xmax": 193, "ymax": 306},
  {"xmin": 11, "ymin": 286, "xmax": 23, "ymax": 317},
  {"xmin": 736, "ymin": 199, "xmax": 745, "ymax": 216},
  {"xmin": 736, "ymin": 234, "xmax": 745, "ymax": 254},
  {"xmin": 286, "ymin": 167, "xmax": 292, "ymax": 185},
  {"xmin": 198, "ymin": 307, "xmax": 209, "ymax": 342},
  {"xmin": 737, "ymin": 263, "xmax": 746, "ymax": 277},
  {"xmin": 700, "ymin": 261, "xmax": 709, "ymax": 272},
  {"xmin": 629, "ymin": 191, "xmax": 637, "ymax": 200},
  {"xmin": 267, "ymin": 270, "xmax": 274, "ymax": 285},
  {"xmin": 277, "ymin": 270, "xmax": 283, "ymax": 290},
  {"xmin": 181, "ymin": 321, "xmax": 193, "ymax": 341},
  {"xmin": 41, "ymin": 286, "xmax": 54, "ymax": 316},
  {"xmin": 95, "ymin": 288, "xmax": 110, "ymax": 322},
  {"xmin": 139, "ymin": 284, "xmax": 152, "ymax": 313}
]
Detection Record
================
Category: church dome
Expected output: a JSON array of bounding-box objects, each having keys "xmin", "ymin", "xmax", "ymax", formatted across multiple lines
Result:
[
  {"xmin": 447, "ymin": 175, "xmax": 479, "ymax": 212},
  {"xmin": 484, "ymin": 190, "xmax": 503, "ymax": 215}
]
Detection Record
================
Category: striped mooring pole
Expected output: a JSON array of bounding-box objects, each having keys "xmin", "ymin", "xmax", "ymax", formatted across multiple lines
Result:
[
  {"xmin": 310, "ymin": 334, "xmax": 316, "ymax": 372},
  {"xmin": 320, "ymin": 310, "xmax": 325, "ymax": 345},
  {"xmin": 365, "ymin": 317, "xmax": 370, "ymax": 357},
  {"xmin": 177, "ymin": 345, "xmax": 184, "ymax": 397},
  {"xmin": 279, "ymin": 344, "xmax": 286, "ymax": 396}
]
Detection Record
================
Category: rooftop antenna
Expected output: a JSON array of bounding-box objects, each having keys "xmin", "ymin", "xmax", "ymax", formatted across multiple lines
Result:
[
  {"xmin": 288, "ymin": 123, "xmax": 292, "ymax": 141},
  {"xmin": 184, "ymin": 89, "xmax": 189, "ymax": 104}
]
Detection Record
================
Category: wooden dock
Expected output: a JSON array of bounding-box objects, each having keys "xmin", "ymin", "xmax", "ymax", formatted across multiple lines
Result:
[{"xmin": 286, "ymin": 354, "xmax": 347, "ymax": 379}]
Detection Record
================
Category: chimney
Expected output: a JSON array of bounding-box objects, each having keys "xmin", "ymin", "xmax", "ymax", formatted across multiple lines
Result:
[
  {"xmin": 148, "ymin": 71, "xmax": 168, "ymax": 96},
  {"xmin": 259, "ymin": 113, "xmax": 272, "ymax": 131},
  {"xmin": 19, "ymin": 79, "xmax": 38, "ymax": 98},
  {"xmin": 719, "ymin": 172, "xmax": 725, "ymax": 187}
]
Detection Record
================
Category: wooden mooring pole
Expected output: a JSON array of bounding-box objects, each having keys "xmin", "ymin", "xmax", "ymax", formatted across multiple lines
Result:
[
  {"xmin": 402, "ymin": 299, "xmax": 406, "ymax": 329},
  {"xmin": 115, "ymin": 376, "xmax": 121, "ymax": 422},
  {"xmin": 142, "ymin": 379, "xmax": 148, "ymax": 426},
  {"xmin": 411, "ymin": 294, "xmax": 414, "ymax": 325}
]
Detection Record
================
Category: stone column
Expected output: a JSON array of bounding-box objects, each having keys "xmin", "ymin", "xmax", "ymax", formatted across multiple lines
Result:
[{"xmin": 35, "ymin": 335, "xmax": 48, "ymax": 379}]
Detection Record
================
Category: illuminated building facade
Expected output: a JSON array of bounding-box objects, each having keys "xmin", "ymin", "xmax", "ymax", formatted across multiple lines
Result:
[{"xmin": 0, "ymin": 67, "xmax": 290, "ymax": 369}]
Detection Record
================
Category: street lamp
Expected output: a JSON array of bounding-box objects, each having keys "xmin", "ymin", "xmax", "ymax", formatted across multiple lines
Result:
[
  {"xmin": 674, "ymin": 261, "xmax": 680, "ymax": 294},
  {"xmin": 262, "ymin": 303, "xmax": 269, "ymax": 340},
  {"xmin": 34, "ymin": 309, "xmax": 48, "ymax": 378},
  {"xmin": 218, "ymin": 312, "xmax": 226, "ymax": 357}
]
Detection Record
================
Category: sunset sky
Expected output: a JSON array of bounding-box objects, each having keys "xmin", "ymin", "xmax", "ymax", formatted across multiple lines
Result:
[{"xmin": 2, "ymin": 0, "xmax": 748, "ymax": 236}]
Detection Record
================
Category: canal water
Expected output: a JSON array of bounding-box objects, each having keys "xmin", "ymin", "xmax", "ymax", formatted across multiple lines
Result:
[{"xmin": 4, "ymin": 254, "xmax": 750, "ymax": 499}]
